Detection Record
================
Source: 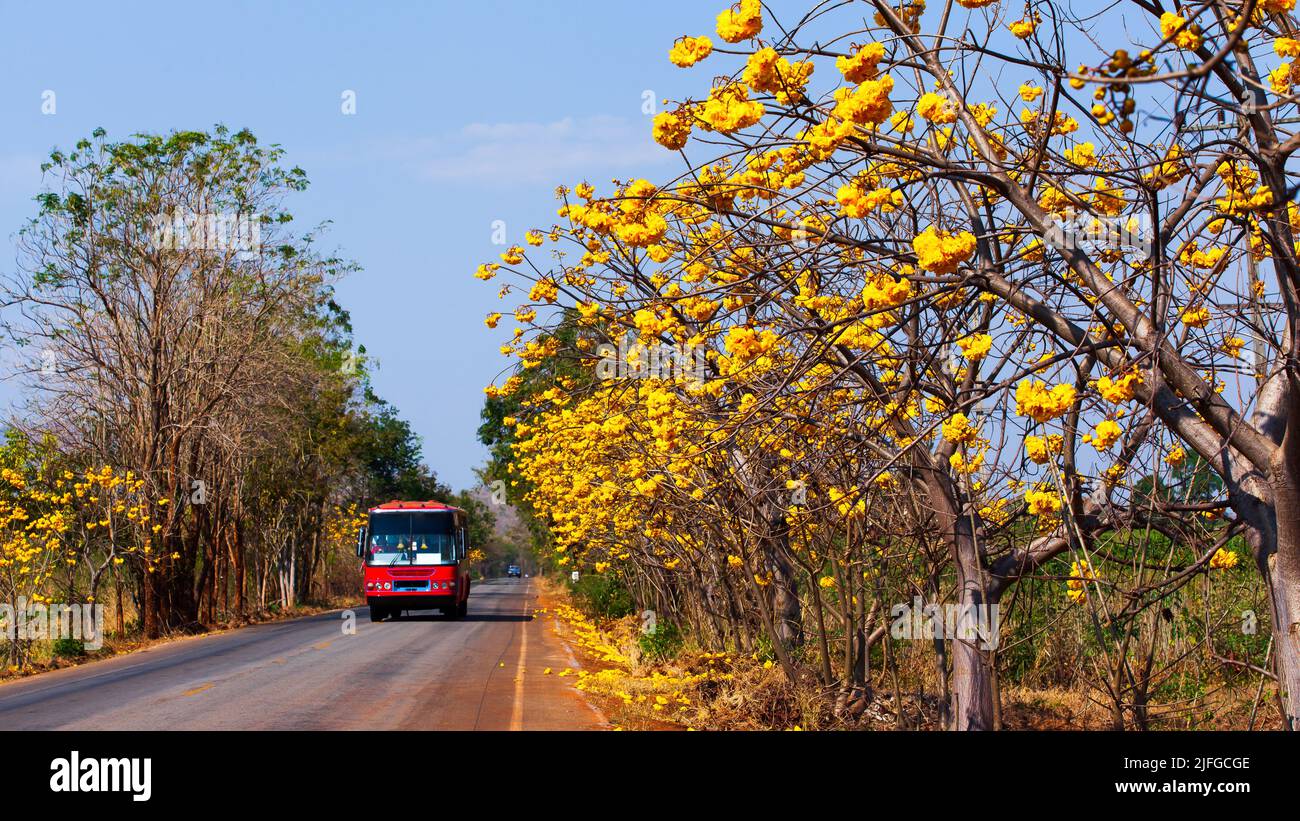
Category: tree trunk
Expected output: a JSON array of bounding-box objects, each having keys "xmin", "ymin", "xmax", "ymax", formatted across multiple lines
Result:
[
  {"xmin": 920, "ymin": 465, "xmax": 996, "ymax": 730},
  {"xmin": 1261, "ymin": 471, "xmax": 1300, "ymax": 729},
  {"xmin": 763, "ymin": 511, "xmax": 803, "ymax": 647},
  {"xmin": 950, "ymin": 580, "xmax": 997, "ymax": 730},
  {"xmin": 1264, "ymin": 554, "xmax": 1300, "ymax": 729},
  {"xmin": 114, "ymin": 570, "xmax": 125, "ymax": 637},
  {"xmin": 233, "ymin": 518, "xmax": 246, "ymax": 617},
  {"xmin": 141, "ymin": 566, "xmax": 159, "ymax": 639}
]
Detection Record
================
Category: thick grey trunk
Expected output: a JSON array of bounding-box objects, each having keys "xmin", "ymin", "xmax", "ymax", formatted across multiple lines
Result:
[
  {"xmin": 763, "ymin": 526, "xmax": 803, "ymax": 647},
  {"xmin": 1251, "ymin": 477, "xmax": 1300, "ymax": 727},
  {"xmin": 1267, "ymin": 554, "xmax": 1300, "ymax": 729},
  {"xmin": 920, "ymin": 466, "xmax": 997, "ymax": 729},
  {"xmin": 950, "ymin": 584, "xmax": 997, "ymax": 730},
  {"xmin": 1231, "ymin": 464, "xmax": 1300, "ymax": 728}
]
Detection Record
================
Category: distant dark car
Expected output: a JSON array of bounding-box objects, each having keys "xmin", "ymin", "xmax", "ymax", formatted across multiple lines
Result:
[{"xmin": 507, "ymin": 565, "xmax": 522, "ymax": 578}]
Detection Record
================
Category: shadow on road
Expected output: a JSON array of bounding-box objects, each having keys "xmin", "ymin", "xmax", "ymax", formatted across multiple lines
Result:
[{"xmin": 380, "ymin": 612, "xmax": 533, "ymax": 623}]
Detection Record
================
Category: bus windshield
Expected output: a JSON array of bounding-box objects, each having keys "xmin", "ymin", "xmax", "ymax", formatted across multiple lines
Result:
[{"xmin": 366, "ymin": 512, "xmax": 459, "ymax": 566}]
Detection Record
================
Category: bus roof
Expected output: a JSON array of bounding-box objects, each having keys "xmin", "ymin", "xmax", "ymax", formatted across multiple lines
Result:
[{"xmin": 368, "ymin": 500, "xmax": 464, "ymax": 514}]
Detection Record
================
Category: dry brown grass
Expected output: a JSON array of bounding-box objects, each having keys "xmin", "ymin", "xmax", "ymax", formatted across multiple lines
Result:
[{"xmin": 540, "ymin": 578, "xmax": 1285, "ymax": 731}]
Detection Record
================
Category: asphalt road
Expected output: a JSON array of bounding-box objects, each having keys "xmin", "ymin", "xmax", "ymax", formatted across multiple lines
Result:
[{"xmin": 0, "ymin": 579, "xmax": 607, "ymax": 730}]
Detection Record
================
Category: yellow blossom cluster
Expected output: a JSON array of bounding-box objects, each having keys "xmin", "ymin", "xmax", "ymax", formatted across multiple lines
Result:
[
  {"xmin": 1096, "ymin": 370, "xmax": 1142, "ymax": 403},
  {"xmin": 669, "ymin": 35, "xmax": 713, "ymax": 68},
  {"xmin": 1089, "ymin": 419, "xmax": 1123, "ymax": 451},
  {"xmin": 1024, "ymin": 434, "xmax": 1063, "ymax": 465},
  {"xmin": 716, "ymin": 0, "xmax": 762, "ymax": 43},
  {"xmin": 916, "ymin": 92, "xmax": 957, "ymax": 124},
  {"xmin": 1066, "ymin": 560, "xmax": 1096, "ymax": 603},
  {"xmin": 941, "ymin": 412, "xmax": 980, "ymax": 445},
  {"xmin": 956, "ymin": 333, "xmax": 993, "ymax": 362},
  {"xmin": 836, "ymin": 42, "xmax": 886, "ymax": 83},
  {"xmin": 912, "ymin": 227, "xmax": 977, "ymax": 274},
  {"xmin": 743, "ymin": 47, "xmax": 815, "ymax": 105},
  {"xmin": 1025, "ymin": 489, "xmax": 1062, "ymax": 517},
  {"xmin": 1014, "ymin": 380, "xmax": 1077, "ymax": 422},
  {"xmin": 1209, "ymin": 548, "xmax": 1239, "ymax": 570},
  {"xmin": 699, "ymin": 83, "xmax": 766, "ymax": 133},
  {"xmin": 1160, "ymin": 11, "xmax": 1203, "ymax": 51}
]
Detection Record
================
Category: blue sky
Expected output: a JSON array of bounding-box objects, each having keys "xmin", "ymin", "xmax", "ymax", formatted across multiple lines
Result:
[{"xmin": 0, "ymin": 0, "xmax": 768, "ymax": 491}]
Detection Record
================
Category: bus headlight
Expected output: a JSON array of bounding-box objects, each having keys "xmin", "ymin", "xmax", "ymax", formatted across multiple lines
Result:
[{"xmin": 383, "ymin": 582, "xmax": 391, "ymax": 590}]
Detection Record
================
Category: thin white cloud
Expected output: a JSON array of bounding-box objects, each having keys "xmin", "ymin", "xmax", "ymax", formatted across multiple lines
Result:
[{"xmin": 389, "ymin": 115, "xmax": 672, "ymax": 185}]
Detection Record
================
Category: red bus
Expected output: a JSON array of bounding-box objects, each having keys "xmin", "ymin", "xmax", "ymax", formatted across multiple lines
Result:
[{"xmin": 355, "ymin": 500, "xmax": 471, "ymax": 621}]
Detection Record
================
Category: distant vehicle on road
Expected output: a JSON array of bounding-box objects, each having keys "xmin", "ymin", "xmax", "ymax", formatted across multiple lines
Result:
[
  {"xmin": 357, "ymin": 500, "xmax": 471, "ymax": 621},
  {"xmin": 507, "ymin": 565, "xmax": 522, "ymax": 578}
]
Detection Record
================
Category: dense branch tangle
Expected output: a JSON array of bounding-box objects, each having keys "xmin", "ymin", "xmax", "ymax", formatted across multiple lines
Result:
[{"xmin": 479, "ymin": 0, "xmax": 1296, "ymax": 729}]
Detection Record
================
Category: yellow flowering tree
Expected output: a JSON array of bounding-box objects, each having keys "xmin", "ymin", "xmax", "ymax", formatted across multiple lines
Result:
[
  {"xmin": 0, "ymin": 433, "xmax": 64, "ymax": 668},
  {"xmin": 481, "ymin": 0, "xmax": 1300, "ymax": 729}
]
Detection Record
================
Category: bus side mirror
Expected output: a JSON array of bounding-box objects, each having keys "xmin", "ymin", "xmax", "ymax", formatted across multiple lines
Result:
[{"xmin": 355, "ymin": 527, "xmax": 366, "ymax": 558}]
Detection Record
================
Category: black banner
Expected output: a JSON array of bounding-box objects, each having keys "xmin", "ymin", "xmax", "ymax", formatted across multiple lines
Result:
[{"xmin": 6, "ymin": 730, "xmax": 1287, "ymax": 809}]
